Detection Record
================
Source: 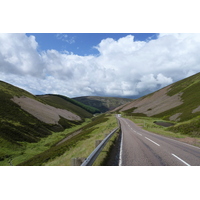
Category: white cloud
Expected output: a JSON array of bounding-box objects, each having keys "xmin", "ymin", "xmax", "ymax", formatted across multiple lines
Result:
[
  {"xmin": 0, "ymin": 33, "xmax": 45, "ymax": 77},
  {"xmin": 0, "ymin": 33, "xmax": 200, "ymax": 98},
  {"xmin": 56, "ymin": 33, "xmax": 75, "ymax": 44}
]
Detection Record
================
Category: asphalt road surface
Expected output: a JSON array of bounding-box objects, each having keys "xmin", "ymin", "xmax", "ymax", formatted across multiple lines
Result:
[{"xmin": 117, "ymin": 117, "xmax": 200, "ymax": 166}]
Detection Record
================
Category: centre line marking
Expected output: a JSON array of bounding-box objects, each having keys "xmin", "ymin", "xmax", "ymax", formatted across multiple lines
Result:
[
  {"xmin": 145, "ymin": 137, "xmax": 160, "ymax": 146},
  {"xmin": 172, "ymin": 154, "xmax": 190, "ymax": 166},
  {"xmin": 136, "ymin": 132, "xmax": 142, "ymax": 136}
]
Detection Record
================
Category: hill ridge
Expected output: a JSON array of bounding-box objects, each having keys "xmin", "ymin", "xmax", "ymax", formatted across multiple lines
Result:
[
  {"xmin": 73, "ymin": 96, "xmax": 133, "ymax": 113},
  {"xmin": 114, "ymin": 72, "xmax": 200, "ymax": 120}
]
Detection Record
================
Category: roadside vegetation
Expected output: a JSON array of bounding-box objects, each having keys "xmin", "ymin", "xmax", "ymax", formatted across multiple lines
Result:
[
  {"xmin": 121, "ymin": 114, "xmax": 200, "ymax": 147},
  {"xmin": 0, "ymin": 118, "xmax": 91, "ymax": 165},
  {"xmin": 42, "ymin": 114, "xmax": 118, "ymax": 166},
  {"xmin": 0, "ymin": 80, "xmax": 103, "ymax": 166},
  {"xmin": 92, "ymin": 128, "xmax": 120, "ymax": 166},
  {"xmin": 117, "ymin": 73, "xmax": 200, "ymax": 147},
  {"xmin": 15, "ymin": 114, "xmax": 118, "ymax": 166}
]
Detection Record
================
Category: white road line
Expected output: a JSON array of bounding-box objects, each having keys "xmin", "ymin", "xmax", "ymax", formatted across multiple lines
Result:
[
  {"xmin": 145, "ymin": 137, "xmax": 160, "ymax": 146},
  {"xmin": 119, "ymin": 131, "xmax": 123, "ymax": 166},
  {"xmin": 172, "ymin": 154, "xmax": 190, "ymax": 166},
  {"xmin": 136, "ymin": 132, "xmax": 142, "ymax": 136},
  {"xmin": 141, "ymin": 128, "xmax": 200, "ymax": 150}
]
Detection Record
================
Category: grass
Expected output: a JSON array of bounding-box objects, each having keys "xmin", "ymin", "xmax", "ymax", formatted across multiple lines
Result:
[
  {"xmin": 0, "ymin": 80, "xmax": 39, "ymax": 100},
  {"xmin": 38, "ymin": 94, "xmax": 100, "ymax": 118},
  {"xmin": 123, "ymin": 115, "xmax": 200, "ymax": 147},
  {"xmin": 168, "ymin": 116, "xmax": 200, "ymax": 137},
  {"xmin": 38, "ymin": 95, "xmax": 93, "ymax": 118},
  {"xmin": 0, "ymin": 80, "xmax": 100, "ymax": 165},
  {"xmin": 56, "ymin": 94, "xmax": 101, "ymax": 114},
  {"xmin": 0, "ymin": 85, "xmax": 60, "ymax": 145},
  {"xmin": 167, "ymin": 72, "xmax": 200, "ymax": 96},
  {"xmin": 119, "ymin": 73, "xmax": 200, "ymax": 140},
  {"xmin": 154, "ymin": 72, "xmax": 200, "ymax": 122},
  {"xmin": 119, "ymin": 73, "xmax": 200, "ymax": 124},
  {"xmin": 74, "ymin": 96, "xmax": 132, "ymax": 113},
  {"xmin": 0, "ymin": 118, "xmax": 92, "ymax": 166},
  {"xmin": 41, "ymin": 114, "xmax": 118, "ymax": 166},
  {"xmin": 122, "ymin": 107, "xmax": 147, "ymax": 117},
  {"xmin": 123, "ymin": 115, "xmax": 190, "ymax": 139},
  {"xmin": 92, "ymin": 129, "xmax": 120, "ymax": 166}
]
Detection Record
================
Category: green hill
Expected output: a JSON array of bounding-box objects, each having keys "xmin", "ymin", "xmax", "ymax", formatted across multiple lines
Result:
[
  {"xmin": 116, "ymin": 72, "xmax": 200, "ymax": 137},
  {"xmin": 38, "ymin": 94, "xmax": 100, "ymax": 116},
  {"xmin": 0, "ymin": 81, "xmax": 97, "ymax": 164},
  {"xmin": 0, "ymin": 81, "xmax": 52, "ymax": 143},
  {"xmin": 73, "ymin": 96, "xmax": 133, "ymax": 113}
]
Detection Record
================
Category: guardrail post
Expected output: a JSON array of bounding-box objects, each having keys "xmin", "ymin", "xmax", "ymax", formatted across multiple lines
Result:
[{"xmin": 71, "ymin": 157, "xmax": 86, "ymax": 166}]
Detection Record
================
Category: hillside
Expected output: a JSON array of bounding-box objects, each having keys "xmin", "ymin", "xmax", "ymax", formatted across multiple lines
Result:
[
  {"xmin": 73, "ymin": 96, "xmax": 133, "ymax": 113},
  {"xmin": 0, "ymin": 81, "xmax": 97, "ymax": 163},
  {"xmin": 113, "ymin": 72, "xmax": 200, "ymax": 137},
  {"xmin": 0, "ymin": 81, "xmax": 97, "ymax": 143},
  {"xmin": 37, "ymin": 94, "xmax": 100, "ymax": 118}
]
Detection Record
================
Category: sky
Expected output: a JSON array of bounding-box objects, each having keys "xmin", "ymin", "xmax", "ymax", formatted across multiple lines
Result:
[
  {"xmin": 1, "ymin": 0, "xmax": 200, "ymax": 197},
  {"xmin": 0, "ymin": 33, "xmax": 200, "ymax": 98}
]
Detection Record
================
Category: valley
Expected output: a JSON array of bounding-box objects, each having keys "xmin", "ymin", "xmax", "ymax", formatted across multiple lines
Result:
[{"xmin": 0, "ymin": 72, "xmax": 200, "ymax": 166}]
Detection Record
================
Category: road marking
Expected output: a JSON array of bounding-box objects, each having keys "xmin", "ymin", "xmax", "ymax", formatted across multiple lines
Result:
[
  {"xmin": 171, "ymin": 154, "xmax": 190, "ymax": 166},
  {"xmin": 136, "ymin": 131, "xmax": 142, "ymax": 136},
  {"xmin": 141, "ymin": 128, "xmax": 200, "ymax": 150},
  {"xmin": 119, "ymin": 131, "xmax": 124, "ymax": 166},
  {"xmin": 145, "ymin": 137, "xmax": 160, "ymax": 146}
]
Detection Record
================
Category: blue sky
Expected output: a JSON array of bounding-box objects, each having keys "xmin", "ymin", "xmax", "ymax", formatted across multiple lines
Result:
[
  {"xmin": 0, "ymin": 33, "xmax": 200, "ymax": 98},
  {"xmin": 26, "ymin": 33, "xmax": 158, "ymax": 56}
]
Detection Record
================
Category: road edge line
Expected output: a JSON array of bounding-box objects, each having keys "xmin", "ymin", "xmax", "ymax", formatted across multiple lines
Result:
[
  {"xmin": 171, "ymin": 153, "xmax": 190, "ymax": 166},
  {"xmin": 119, "ymin": 131, "xmax": 123, "ymax": 166}
]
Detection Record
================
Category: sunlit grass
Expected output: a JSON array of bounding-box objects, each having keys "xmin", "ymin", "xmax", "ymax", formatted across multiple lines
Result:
[
  {"xmin": 0, "ymin": 118, "xmax": 92, "ymax": 166},
  {"xmin": 123, "ymin": 115, "xmax": 189, "ymax": 139},
  {"xmin": 44, "ymin": 114, "xmax": 118, "ymax": 166}
]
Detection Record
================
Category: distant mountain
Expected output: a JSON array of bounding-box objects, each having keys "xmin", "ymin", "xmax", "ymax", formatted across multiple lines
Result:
[{"xmin": 73, "ymin": 96, "xmax": 133, "ymax": 113}]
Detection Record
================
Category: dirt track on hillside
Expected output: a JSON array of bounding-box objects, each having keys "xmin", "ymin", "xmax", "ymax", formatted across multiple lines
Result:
[{"xmin": 12, "ymin": 96, "xmax": 81, "ymax": 124}]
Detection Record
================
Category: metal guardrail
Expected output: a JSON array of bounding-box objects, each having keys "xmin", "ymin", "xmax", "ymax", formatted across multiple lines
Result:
[{"xmin": 81, "ymin": 127, "xmax": 119, "ymax": 166}]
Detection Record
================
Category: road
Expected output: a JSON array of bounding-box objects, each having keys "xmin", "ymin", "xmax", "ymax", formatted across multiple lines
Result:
[{"xmin": 117, "ymin": 117, "xmax": 200, "ymax": 166}]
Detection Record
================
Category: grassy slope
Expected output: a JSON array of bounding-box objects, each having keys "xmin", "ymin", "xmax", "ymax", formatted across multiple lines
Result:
[
  {"xmin": 0, "ymin": 81, "xmax": 55, "ymax": 162},
  {"xmin": 120, "ymin": 72, "xmax": 200, "ymax": 137},
  {"xmin": 38, "ymin": 94, "xmax": 100, "ymax": 117},
  {"xmin": 154, "ymin": 73, "xmax": 200, "ymax": 136},
  {"xmin": 73, "ymin": 96, "xmax": 132, "ymax": 112},
  {"xmin": 37, "ymin": 94, "xmax": 93, "ymax": 118},
  {"xmin": 123, "ymin": 115, "xmax": 200, "ymax": 147},
  {"xmin": 0, "ymin": 81, "xmax": 96, "ymax": 164},
  {"xmin": 0, "ymin": 81, "xmax": 53, "ymax": 144},
  {"xmin": 154, "ymin": 72, "xmax": 200, "ymax": 122},
  {"xmin": 0, "ymin": 80, "xmax": 40, "ymax": 100},
  {"xmin": 17, "ymin": 114, "xmax": 118, "ymax": 166},
  {"xmin": 0, "ymin": 118, "xmax": 93, "ymax": 165}
]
